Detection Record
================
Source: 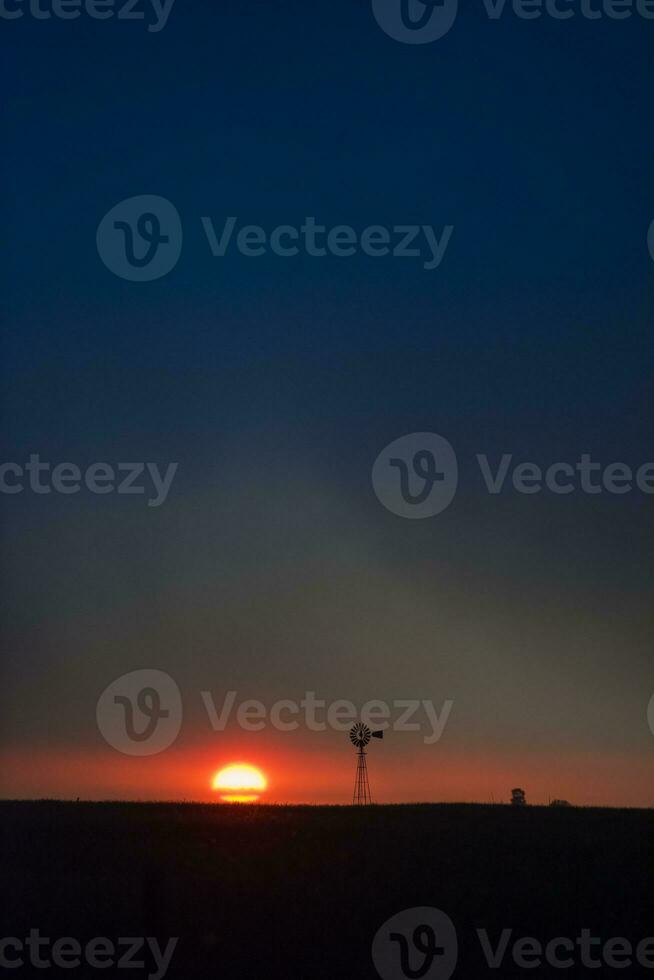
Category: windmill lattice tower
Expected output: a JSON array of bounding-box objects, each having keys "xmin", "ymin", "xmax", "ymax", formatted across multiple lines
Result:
[{"xmin": 349, "ymin": 723, "xmax": 384, "ymax": 805}]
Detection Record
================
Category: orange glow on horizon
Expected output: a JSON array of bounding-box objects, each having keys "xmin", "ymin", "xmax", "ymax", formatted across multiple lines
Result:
[
  {"xmin": 3, "ymin": 743, "xmax": 654, "ymax": 809},
  {"xmin": 220, "ymin": 794, "xmax": 260, "ymax": 803},
  {"xmin": 212, "ymin": 764, "xmax": 267, "ymax": 802}
]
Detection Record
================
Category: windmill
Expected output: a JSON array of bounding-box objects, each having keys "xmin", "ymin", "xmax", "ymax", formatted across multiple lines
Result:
[{"xmin": 349, "ymin": 723, "xmax": 383, "ymax": 805}]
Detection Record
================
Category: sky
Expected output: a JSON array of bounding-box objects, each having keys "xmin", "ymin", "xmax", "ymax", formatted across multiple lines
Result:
[{"xmin": 1, "ymin": 0, "xmax": 653, "ymax": 806}]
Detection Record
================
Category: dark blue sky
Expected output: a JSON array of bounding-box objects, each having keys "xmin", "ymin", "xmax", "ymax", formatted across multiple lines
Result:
[{"xmin": 2, "ymin": 0, "xmax": 653, "ymax": 802}]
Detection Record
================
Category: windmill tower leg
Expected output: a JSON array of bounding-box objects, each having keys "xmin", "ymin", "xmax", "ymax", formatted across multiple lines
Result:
[{"xmin": 353, "ymin": 747, "xmax": 372, "ymax": 805}]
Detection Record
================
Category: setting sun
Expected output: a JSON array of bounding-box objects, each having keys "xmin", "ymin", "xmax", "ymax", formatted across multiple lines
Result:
[{"xmin": 212, "ymin": 764, "xmax": 267, "ymax": 802}]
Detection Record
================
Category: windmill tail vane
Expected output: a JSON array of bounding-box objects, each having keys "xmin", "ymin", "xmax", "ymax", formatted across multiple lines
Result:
[{"xmin": 349, "ymin": 723, "xmax": 384, "ymax": 805}]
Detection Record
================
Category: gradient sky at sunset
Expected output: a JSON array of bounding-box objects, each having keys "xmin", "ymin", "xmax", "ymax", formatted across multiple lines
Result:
[{"xmin": 2, "ymin": 2, "xmax": 653, "ymax": 806}]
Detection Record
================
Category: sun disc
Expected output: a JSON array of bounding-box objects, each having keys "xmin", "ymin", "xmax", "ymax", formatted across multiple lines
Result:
[{"xmin": 212, "ymin": 764, "xmax": 267, "ymax": 802}]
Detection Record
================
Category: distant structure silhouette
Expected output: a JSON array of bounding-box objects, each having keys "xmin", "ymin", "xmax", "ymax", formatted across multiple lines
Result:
[
  {"xmin": 550, "ymin": 799, "xmax": 572, "ymax": 807},
  {"xmin": 511, "ymin": 787, "xmax": 527, "ymax": 807},
  {"xmin": 349, "ymin": 723, "xmax": 383, "ymax": 805}
]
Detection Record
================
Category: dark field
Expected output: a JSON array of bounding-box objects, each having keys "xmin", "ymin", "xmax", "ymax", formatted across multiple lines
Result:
[{"xmin": 2, "ymin": 801, "xmax": 653, "ymax": 979}]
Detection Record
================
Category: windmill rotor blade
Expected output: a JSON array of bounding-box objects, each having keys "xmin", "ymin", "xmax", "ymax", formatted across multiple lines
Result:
[{"xmin": 349, "ymin": 722, "xmax": 375, "ymax": 748}]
